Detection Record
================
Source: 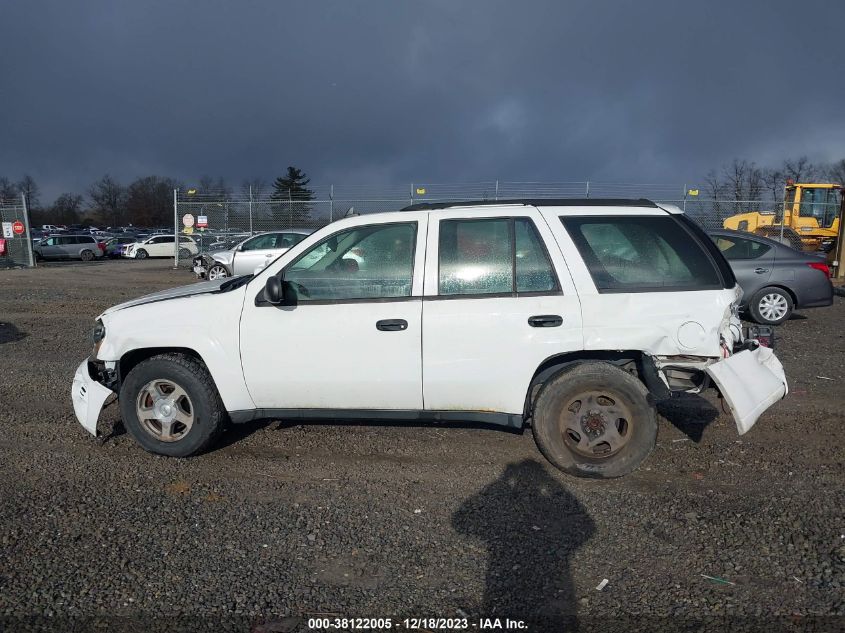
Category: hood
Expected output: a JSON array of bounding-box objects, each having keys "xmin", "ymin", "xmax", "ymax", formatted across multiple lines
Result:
[
  {"xmin": 211, "ymin": 249, "xmax": 235, "ymax": 265},
  {"xmin": 100, "ymin": 278, "xmax": 232, "ymax": 316}
]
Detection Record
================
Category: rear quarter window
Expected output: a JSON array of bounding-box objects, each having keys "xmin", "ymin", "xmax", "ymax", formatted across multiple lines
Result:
[{"xmin": 561, "ymin": 215, "xmax": 723, "ymax": 292}]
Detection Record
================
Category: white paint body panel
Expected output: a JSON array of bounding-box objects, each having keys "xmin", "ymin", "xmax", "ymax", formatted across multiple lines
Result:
[
  {"xmin": 705, "ymin": 346, "xmax": 788, "ymax": 434},
  {"xmin": 71, "ymin": 360, "xmax": 113, "ymax": 435},
  {"xmin": 240, "ymin": 300, "xmax": 424, "ymax": 409},
  {"xmin": 96, "ymin": 285, "xmax": 254, "ymax": 411},
  {"xmin": 537, "ymin": 206, "xmax": 742, "ymax": 356}
]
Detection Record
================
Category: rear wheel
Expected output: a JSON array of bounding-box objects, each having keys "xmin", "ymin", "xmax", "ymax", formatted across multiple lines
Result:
[
  {"xmin": 119, "ymin": 354, "xmax": 226, "ymax": 457},
  {"xmin": 179, "ymin": 247, "xmax": 191, "ymax": 258},
  {"xmin": 748, "ymin": 286, "xmax": 793, "ymax": 325},
  {"xmin": 135, "ymin": 249, "xmax": 148, "ymax": 259},
  {"xmin": 531, "ymin": 362, "xmax": 657, "ymax": 479},
  {"xmin": 207, "ymin": 264, "xmax": 229, "ymax": 280},
  {"xmin": 80, "ymin": 249, "xmax": 94, "ymax": 261}
]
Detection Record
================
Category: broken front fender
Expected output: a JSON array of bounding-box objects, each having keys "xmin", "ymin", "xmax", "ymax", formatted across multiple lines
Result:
[
  {"xmin": 705, "ymin": 346, "xmax": 787, "ymax": 435},
  {"xmin": 71, "ymin": 359, "xmax": 114, "ymax": 436}
]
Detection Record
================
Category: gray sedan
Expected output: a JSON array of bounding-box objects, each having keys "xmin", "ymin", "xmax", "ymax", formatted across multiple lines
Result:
[{"xmin": 709, "ymin": 229, "xmax": 833, "ymax": 325}]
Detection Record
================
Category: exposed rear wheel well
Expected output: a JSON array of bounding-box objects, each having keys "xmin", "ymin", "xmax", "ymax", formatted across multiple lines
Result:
[{"xmin": 523, "ymin": 351, "xmax": 667, "ymax": 422}]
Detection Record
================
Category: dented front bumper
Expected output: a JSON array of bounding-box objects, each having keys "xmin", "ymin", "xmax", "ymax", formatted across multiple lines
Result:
[
  {"xmin": 71, "ymin": 359, "xmax": 115, "ymax": 436},
  {"xmin": 705, "ymin": 346, "xmax": 788, "ymax": 435}
]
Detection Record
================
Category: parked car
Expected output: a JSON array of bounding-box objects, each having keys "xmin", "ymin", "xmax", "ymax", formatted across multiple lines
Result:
[
  {"xmin": 124, "ymin": 235, "xmax": 198, "ymax": 259},
  {"xmin": 72, "ymin": 199, "xmax": 787, "ymax": 478},
  {"xmin": 41, "ymin": 224, "xmax": 61, "ymax": 232},
  {"xmin": 192, "ymin": 230, "xmax": 312, "ymax": 280},
  {"xmin": 103, "ymin": 236, "xmax": 138, "ymax": 258},
  {"xmin": 34, "ymin": 234, "xmax": 104, "ymax": 261},
  {"xmin": 708, "ymin": 229, "xmax": 833, "ymax": 325}
]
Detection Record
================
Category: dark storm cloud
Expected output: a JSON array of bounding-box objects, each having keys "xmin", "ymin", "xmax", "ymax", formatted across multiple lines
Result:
[{"xmin": 1, "ymin": 0, "xmax": 844, "ymax": 201}]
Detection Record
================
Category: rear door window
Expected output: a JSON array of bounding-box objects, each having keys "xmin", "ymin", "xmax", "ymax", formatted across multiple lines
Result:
[
  {"xmin": 561, "ymin": 216, "xmax": 722, "ymax": 292},
  {"xmin": 438, "ymin": 217, "xmax": 559, "ymax": 296},
  {"xmin": 711, "ymin": 235, "xmax": 772, "ymax": 260}
]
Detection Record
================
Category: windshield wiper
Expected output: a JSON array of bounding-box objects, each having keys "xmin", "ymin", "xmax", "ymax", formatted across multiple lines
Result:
[{"xmin": 218, "ymin": 274, "xmax": 254, "ymax": 292}]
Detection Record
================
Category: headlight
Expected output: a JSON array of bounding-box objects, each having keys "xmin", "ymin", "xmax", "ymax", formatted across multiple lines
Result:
[{"xmin": 92, "ymin": 320, "xmax": 106, "ymax": 343}]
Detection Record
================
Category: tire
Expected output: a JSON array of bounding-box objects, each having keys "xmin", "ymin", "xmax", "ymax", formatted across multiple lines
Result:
[
  {"xmin": 531, "ymin": 362, "xmax": 657, "ymax": 479},
  {"xmin": 135, "ymin": 249, "xmax": 148, "ymax": 260},
  {"xmin": 119, "ymin": 353, "xmax": 226, "ymax": 457},
  {"xmin": 80, "ymin": 249, "xmax": 94, "ymax": 262},
  {"xmin": 748, "ymin": 286, "xmax": 793, "ymax": 325},
  {"xmin": 179, "ymin": 247, "xmax": 191, "ymax": 258},
  {"xmin": 207, "ymin": 264, "xmax": 229, "ymax": 280}
]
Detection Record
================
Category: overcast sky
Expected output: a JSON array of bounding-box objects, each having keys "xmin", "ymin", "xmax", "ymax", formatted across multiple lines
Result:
[{"xmin": 2, "ymin": 0, "xmax": 844, "ymax": 202}]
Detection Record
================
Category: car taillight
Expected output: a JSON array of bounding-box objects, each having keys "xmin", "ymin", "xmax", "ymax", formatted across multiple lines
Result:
[
  {"xmin": 807, "ymin": 262, "xmax": 830, "ymax": 278},
  {"xmin": 98, "ymin": 242, "xmax": 106, "ymax": 252}
]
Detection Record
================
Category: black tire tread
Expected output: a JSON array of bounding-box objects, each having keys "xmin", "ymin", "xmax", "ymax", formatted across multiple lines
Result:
[
  {"xmin": 532, "ymin": 362, "xmax": 657, "ymax": 479},
  {"xmin": 119, "ymin": 353, "xmax": 226, "ymax": 457}
]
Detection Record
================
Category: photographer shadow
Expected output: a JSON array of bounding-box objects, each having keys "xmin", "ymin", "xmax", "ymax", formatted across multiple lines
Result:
[{"xmin": 452, "ymin": 459, "xmax": 594, "ymax": 630}]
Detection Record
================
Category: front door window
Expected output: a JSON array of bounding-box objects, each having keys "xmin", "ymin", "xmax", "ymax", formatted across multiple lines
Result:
[{"xmin": 284, "ymin": 223, "xmax": 417, "ymax": 301}]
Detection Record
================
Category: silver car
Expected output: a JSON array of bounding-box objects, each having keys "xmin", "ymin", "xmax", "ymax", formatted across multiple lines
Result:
[
  {"xmin": 193, "ymin": 230, "xmax": 312, "ymax": 280},
  {"xmin": 709, "ymin": 229, "xmax": 833, "ymax": 325},
  {"xmin": 34, "ymin": 234, "xmax": 104, "ymax": 261}
]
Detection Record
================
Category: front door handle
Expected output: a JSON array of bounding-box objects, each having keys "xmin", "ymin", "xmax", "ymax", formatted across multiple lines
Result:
[
  {"xmin": 528, "ymin": 315, "xmax": 563, "ymax": 327},
  {"xmin": 754, "ymin": 267, "xmax": 769, "ymax": 274},
  {"xmin": 376, "ymin": 319, "xmax": 408, "ymax": 332}
]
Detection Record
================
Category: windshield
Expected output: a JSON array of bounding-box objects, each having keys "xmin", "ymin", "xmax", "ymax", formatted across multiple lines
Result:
[{"xmin": 799, "ymin": 187, "xmax": 841, "ymax": 228}]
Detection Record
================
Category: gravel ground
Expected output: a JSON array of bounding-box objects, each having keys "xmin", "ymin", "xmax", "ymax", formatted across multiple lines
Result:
[{"xmin": 0, "ymin": 260, "xmax": 843, "ymax": 633}]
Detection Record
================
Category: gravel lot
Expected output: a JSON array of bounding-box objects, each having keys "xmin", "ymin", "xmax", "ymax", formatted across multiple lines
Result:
[{"xmin": 1, "ymin": 260, "xmax": 843, "ymax": 632}]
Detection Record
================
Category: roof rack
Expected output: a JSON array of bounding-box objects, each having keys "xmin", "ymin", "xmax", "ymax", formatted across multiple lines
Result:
[{"xmin": 400, "ymin": 198, "xmax": 658, "ymax": 211}]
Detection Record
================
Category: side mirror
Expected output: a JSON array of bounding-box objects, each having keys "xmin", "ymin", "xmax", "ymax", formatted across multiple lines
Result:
[{"xmin": 264, "ymin": 276, "xmax": 283, "ymax": 304}]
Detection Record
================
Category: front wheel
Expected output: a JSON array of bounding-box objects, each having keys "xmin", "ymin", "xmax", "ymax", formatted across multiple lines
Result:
[
  {"xmin": 207, "ymin": 264, "xmax": 229, "ymax": 280},
  {"xmin": 179, "ymin": 247, "xmax": 191, "ymax": 258},
  {"xmin": 748, "ymin": 286, "xmax": 793, "ymax": 325},
  {"xmin": 119, "ymin": 354, "xmax": 226, "ymax": 456},
  {"xmin": 531, "ymin": 362, "xmax": 657, "ymax": 479},
  {"xmin": 135, "ymin": 249, "xmax": 148, "ymax": 259}
]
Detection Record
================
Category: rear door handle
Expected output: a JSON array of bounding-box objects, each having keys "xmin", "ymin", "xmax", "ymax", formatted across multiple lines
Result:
[
  {"xmin": 376, "ymin": 319, "xmax": 408, "ymax": 332},
  {"xmin": 528, "ymin": 315, "xmax": 563, "ymax": 327},
  {"xmin": 754, "ymin": 267, "xmax": 769, "ymax": 274}
]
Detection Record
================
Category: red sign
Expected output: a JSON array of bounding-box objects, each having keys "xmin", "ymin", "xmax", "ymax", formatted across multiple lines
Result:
[{"xmin": 12, "ymin": 221, "xmax": 24, "ymax": 235}]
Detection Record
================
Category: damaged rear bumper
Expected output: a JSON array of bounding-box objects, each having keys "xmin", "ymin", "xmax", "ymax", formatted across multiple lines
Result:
[
  {"xmin": 71, "ymin": 359, "xmax": 115, "ymax": 436},
  {"xmin": 705, "ymin": 346, "xmax": 788, "ymax": 435}
]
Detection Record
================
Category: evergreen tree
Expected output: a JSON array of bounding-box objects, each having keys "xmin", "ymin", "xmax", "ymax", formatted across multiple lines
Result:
[{"xmin": 271, "ymin": 166, "xmax": 313, "ymax": 226}]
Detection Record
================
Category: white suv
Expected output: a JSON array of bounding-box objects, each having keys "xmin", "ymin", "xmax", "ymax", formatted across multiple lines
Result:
[
  {"xmin": 72, "ymin": 200, "xmax": 787, "ymax": 478},
  {"xmin": 124, "ymin": 235, "xmax": 198, "ymax": 259}
]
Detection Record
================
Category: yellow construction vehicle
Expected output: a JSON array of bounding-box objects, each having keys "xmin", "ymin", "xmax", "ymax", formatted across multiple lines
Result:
[{"xmin": 723, "ymin": 182, "xmax": 842, "ymax": 254}]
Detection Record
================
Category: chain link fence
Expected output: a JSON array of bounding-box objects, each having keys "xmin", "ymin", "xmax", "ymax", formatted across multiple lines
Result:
[
  {"xmin": 173, "ymin": 182, "xmax": 827, "ymax": 267},
  {"xmin": 0, "ymin": 194, "xmax": 34, "ymax": 268}
]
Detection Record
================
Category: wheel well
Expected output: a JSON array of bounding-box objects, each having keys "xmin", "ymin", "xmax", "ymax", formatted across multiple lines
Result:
[
  {"xmin": 119, "ymin": 347, "xmax": 205, "ymax": 383},
  {"xmin": 522, "ymin": 350, "xmax": 667, "ymax": 422}
]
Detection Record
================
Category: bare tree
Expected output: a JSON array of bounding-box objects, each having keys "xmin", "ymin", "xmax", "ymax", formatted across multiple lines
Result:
[
  {"xmin": 88, "ymin": 174, "xmax": 127, "ymax": 226},
  {"xmin": 241, "ymin": 178, "xmax": 267, "ymax": 199},
  {"xmin": 782, "ymin": 156, "xmax": 819, "ymax": 183},
  {"xmin": 762, "ymin": 167, "xmax": 784, "ymax": 202},
  {"xmin": 0, "ymin": 177, "xmax": 17, "ymax": 201},
  {"xmin": 824, "ymin": 159, "xmax": 845, "ymax": 185},
  {"xmin": 17, "ymin": 174, "xmax": 40, "ymax": 210},
  {"xmin": 50, "ymin": 193, "xmax": 83, "ymax": 224},
  {"xmin": 125, "ymin": 176, "xmax": 180, "ymax": 227}
]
